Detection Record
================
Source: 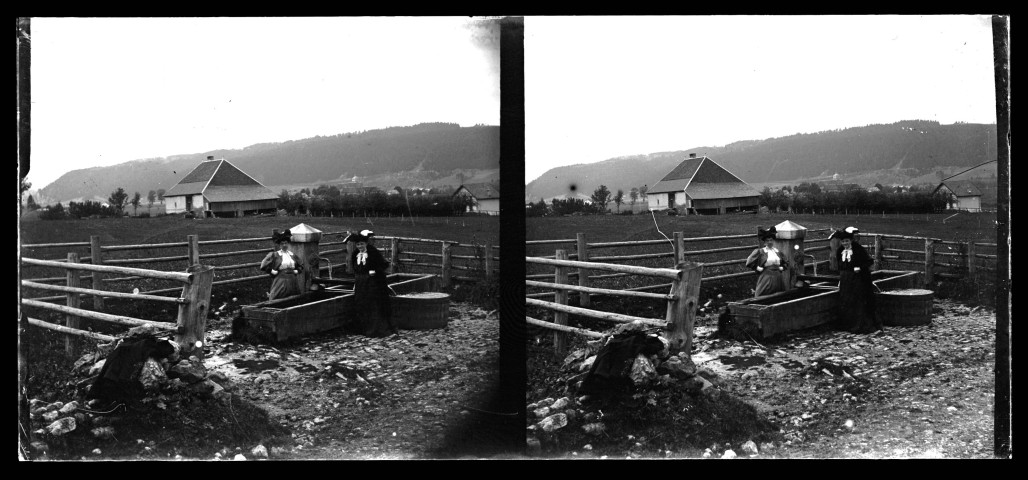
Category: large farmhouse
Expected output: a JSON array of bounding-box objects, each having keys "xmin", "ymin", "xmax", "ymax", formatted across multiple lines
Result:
[
  {"xmin": 646, "ymin": 154, "xmax": 760, "ymax": 214},
  {"xmin": 453, "ymin": 183, "xmax": 500, "ymax": 215},
  {"xmin": 164, "ymin": 156, "xmax": 279, "ymax": 217}
]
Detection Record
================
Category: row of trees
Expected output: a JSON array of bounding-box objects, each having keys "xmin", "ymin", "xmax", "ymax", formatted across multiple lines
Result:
[
  {"xmin": 759, "ymin": 184, "xmax": 950, "ymax": 214},
  {"xmin": 277, "ymin": 186, "xmax": 474, "ymax": 217},
  {"xmin": 35, "ymin": 187, "xmax": 168, "ymax": 220}
]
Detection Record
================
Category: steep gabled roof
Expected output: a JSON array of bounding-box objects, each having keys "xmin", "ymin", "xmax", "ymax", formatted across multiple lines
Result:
[
  {"xmin": 648, "ymin": 156, "xmax": 759, "ymax": 198},
  {"xmin": 164, "ymin": 159, "xmax": 278, "ymax": 201},
  {"xmin": 936, "ymin": 181, "xmax": 983, "ymax": 197},
  {"xmin": 454, "ymin": 183, "xmax": 500, "ymax": 200}
]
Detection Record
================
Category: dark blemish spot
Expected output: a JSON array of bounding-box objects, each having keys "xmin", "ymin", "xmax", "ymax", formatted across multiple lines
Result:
[{"xmin": 569, "ymin": 184, "xmax": 577, "ymax": 192}]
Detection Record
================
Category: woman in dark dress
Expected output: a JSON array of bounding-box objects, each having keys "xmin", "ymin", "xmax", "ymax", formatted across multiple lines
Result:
[
  {"xmin": 745, "ymin": 226, "xmax": 789, "ymax": 297},
  {"xmin": 832, "ymin": 226, "xmax": 880, "ymax": 333},
  {"xmin": 259, "ymin": 229, "xmax": 303, "ymax": 300},
  {"xmin": 345, "ymin": 231, "xmax": 397, "ymax": 337}
]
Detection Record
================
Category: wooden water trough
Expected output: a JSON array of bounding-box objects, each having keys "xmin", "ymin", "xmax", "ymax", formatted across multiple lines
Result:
[
  {"xmin": 234, "ymin": 273, "xmax": 444, "ymax": 343},
  {"xmin": 721, "ymin": 270, "xmax": 924, "ymax": 340}
]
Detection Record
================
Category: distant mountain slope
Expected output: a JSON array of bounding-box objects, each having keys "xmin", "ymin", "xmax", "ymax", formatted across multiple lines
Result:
[
  {"xmin": 526, "ymin": 120, "xmax": 997, "ymax": 202},
  {"xmin": 39, "ymin": 123, "xmax": 499, "ymax": 204}
]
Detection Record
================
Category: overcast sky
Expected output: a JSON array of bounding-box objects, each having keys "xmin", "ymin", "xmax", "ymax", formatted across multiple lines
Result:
[
  {"xmin": 525, "ymin": 15, "xmax": 999, "ymax": 184},
  {"xmin": 26, "ymin": 17, "xmax": 501, "ymax": 188}
]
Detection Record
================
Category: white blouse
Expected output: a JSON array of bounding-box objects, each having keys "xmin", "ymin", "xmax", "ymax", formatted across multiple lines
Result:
[
  {"xmin": 278, "ymin": 251, "xmax": 295, "ymax": 270},
  {"xmin": 763, "ymin": 247, "xmax": 781, "ymax": 266}
]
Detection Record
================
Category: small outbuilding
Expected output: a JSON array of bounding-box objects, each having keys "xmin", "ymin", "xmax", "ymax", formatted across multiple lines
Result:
[
  {"xmin": 453, "ymin": 183, "xmax": 500, "ymax": 215},
  {"xmin": 164, "ymin": 156, "xmax": 279, "ymax": 217},
  {"xmin": 646, "ymin": 154, "xmax": 760, "ymax": 214}
]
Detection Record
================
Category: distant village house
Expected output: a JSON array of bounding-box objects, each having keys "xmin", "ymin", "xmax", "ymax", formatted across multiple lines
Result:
[
  {"xmin": 933, "ymin": 181, "xmax": 983, "ymax": 212},
  {"xmin": 646, "ymin": 154, "xmax": 760, "ymax": 214},
  {"xmin": 453, "ymin": 183, "xmax": 500, "ymax": 215},
  {"xmin": 164, "ymin": 156, "xmax": 279, "ymax": 217}
]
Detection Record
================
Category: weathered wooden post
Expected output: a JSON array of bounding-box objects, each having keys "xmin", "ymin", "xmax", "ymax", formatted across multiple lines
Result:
[
  {"xmin": 873, "ymin": 235, "xmax": 883, "ymax": 270},
  {"xmin": 967, "ymin": 241, "xmax": 977, "ymax": 282},
  {"xmin": 65, "ymin": 252, "xmax": 81, "ymax": 357},
  {"xmin": 674, "ymin": 232, "xmax": 685, "ymax": 264},
  {"xmin": 924, "ymin": 238, "xmax": 936, "ymax": 287},
  {"xmin": 553, "ymin": 249, "xmax": 569, "ymax": 357},
  {"xmin": 773, "ymin": 220, "xmax": 806, "ymax": 291},
  {"xmin": 345, "ymin": 232, "xmax": 355, "ymax": 274},
  {"xmin": 829, "ymin": 234, "xmax": 841, "ymax": 272},
  {"xmin": 441, "ymin": 241, "xmax": 452, "ymax": 288},
  {"xmin": 484, "ymin": 244, "xmax": 495, "ymax": 281},
  {"xmin": 665, "ymin": 261, "xmax": 703, "ymax": 355},
  {"xmin": 577, "ymin": 233, "xmax": 591, "ymax": 307},
  {"xmin": 90, "ymin": 235, "xmax": 105, "ymax": 310},
  {"xmin": 187, "ymin": 234, "xmax": 200, "ymax": 266},
  {"xmin": 176, "ymin": 264, "xmax": 215, "ymax": 359},
  {"xmin": 390, "ymin": 237, "xmax": 400, "ymax": 274}
]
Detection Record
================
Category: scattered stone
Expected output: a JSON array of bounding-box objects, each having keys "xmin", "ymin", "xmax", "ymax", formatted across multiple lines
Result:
[
  {"xmin": 721, "ymin": 449, "xmax": 737, "ymax": 459},
  {"xmin": 562, "ymin": 349, "xmax": 588, "ymax": 370},
  {"xmin": 92, "ymin": 448, "xmax": 102, "ymax": 456},
  {"xmin": 58, "ymin": 401, "xmax": 79, "ymax": 415},
  {"xmin": 168, "ymin": 359, "xmax": 208, "ymax": 384},
  {"xmin": 741, "ymin": 440, "xmax": 758, "ymax": 455},
  {"xmin": 760, "ymin": 442, "xmax": 775, "ymax": 452},
  {"xmin": 701, "ymin": 448, "xmax": 712, "ymax": 458},
  {"xmin": 581, "ymin": 422, "xmax": 606, "ymax": 435},
  {"xmin": 251, "ymin": 445, "xmax": 268, "ymax": 458},
  {"xmin": 844, "ymin": 419, "xmax": 855, "ymax": 430},
  {"xmin": 45, "ymin": 401, "xmax": 64, "ymax": 413},
  {"xmin": 29, "ymin": 398, "xmax": 45, "ymax": 409},
  {"xmin": 42, "ymin": 411, "xmax": 60, "ymax": 423},
  {"xmin": 139, "ymin": 358, "xmax": 168, "ymax": 392},
  {"xmin": 233, "ymin": 454, "xmax": 246, "ymax": 461},
  {"xmin": 30, "ymin": 441, "xmax": 48, "ymax": 453},
  {"xmin": 549, "ymin": 397, "xmax": 570, "ymax": 411},
  {"xmin": 629, "ymin": 354, "xmax": 657, "ymax": 386},
  {"xmin": 579, "ymin": 355, "xmax": 597, "ymax": 372},
  {"xmin": 583, "ymin": 444, "xmax": 593, "ymax": 451},
  {"xmin": 46, "ymin": 417, "xmax": 76, "ymax": 436},
  {"xmin": 661, "ymin": 355, "xmax": 697, "ymax": 379},
  {"xmin": 209, "ymin": 371, "xmax": 236, "ymax": 391},
  {"xmin": 533, "ymin": 407, "xmax": 551, "ymax": 419},
  {"xmin": 538, "ymin": 413, "xmax": 568, "ymax": 433}
]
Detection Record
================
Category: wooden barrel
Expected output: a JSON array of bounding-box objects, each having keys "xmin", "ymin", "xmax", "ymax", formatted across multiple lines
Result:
[
  {"xmin": 391, "ymin": 292, "xmax": 450, "ymax": 330},
  {"xmin": 875, "ymin": 289, "xmax": 933, "ymax": 326}
]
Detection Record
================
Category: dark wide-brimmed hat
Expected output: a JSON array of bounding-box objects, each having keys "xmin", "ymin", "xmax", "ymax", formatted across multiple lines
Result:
[
  {"xmin": 757, "ymin": 226, "xmax": 777, "ymax": 240},
  {"xmin": 342, "ymin": 231, "xmax": 369, "ymax": 244},
  {"xmin": 829, "ymin": 226, "xmax": 859, "ymax": 240},
  {"xmin": 272, "ymin": 229, "xmax": 292, "ymax": 243}
]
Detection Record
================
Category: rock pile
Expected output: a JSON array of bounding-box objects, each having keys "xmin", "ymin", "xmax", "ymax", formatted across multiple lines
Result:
[{"xmin": 25, "ymin": 325, "xmax": 238, "ymax": 457}]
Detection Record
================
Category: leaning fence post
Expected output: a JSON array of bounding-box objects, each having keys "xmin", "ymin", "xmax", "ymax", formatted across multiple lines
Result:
[
  {"xmin": 390, "ymin": 237, "xmax": 400, "ymax": 274},
  {"xmin": 484, "ymin": 244, "xmax": 494, "ymax": 282},
  {"xmin": 665, "ymin": 261, "xmax": 703, "ymax": 356},
  {"xmin": 176, "ymin": 264, "xmax": 215, "ymax": 360},
  {"xmin": 187, "ymin": 234, "xmax": 200, "ymax": 266},
  {"xmin": 553, "ymin": 249, "xmax": 569, "ymax": 357},
  {"xmin": 65, "ymin": 252, "xmax": 82, "ymax": 357},
  {"xmin": 924, "ymin": 238, "xmax": 936, "ymax": 287},
  {"xmin": 967, "ymin": 241, "xmax": 977, "ymax": 282},
  {"xmin": 345, "ymin": 232, "xmax": 355, "ymax": 274},
  {"xmin": 90, "ymin": 235, "xmax": 105, "ymax": 311},
  {"xmin": 577, "ymin": 233, "xmax": 591, "ymax": 307},
  {"xmin": 873, "ymin": 235, "xmax": 883, "ymax": 270},
  {"xmin": 674, "ymin": 232, "xmax": 685, "ymax": 264},
  {"xmin": 441, "ymin": 241, "xmax": 452, "ymax": 288}
]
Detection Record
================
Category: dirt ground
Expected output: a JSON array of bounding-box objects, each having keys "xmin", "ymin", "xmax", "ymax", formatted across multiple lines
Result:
[
  {"xmin": 23, "ymin": 301, "xmax": 516, "ymax": 461},
  {"xmin": 526, "ymin": 299, "xmax": 998, "ymax": 459}
]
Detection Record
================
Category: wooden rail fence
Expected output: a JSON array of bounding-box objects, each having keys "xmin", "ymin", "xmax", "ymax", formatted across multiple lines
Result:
[
  {"xmin": 19, "ymin": 255, "xmax": 214, "ymax": 358},
  {"xmin": 526, "ymin": 252, "xmax": 702, "ymax": 358}
]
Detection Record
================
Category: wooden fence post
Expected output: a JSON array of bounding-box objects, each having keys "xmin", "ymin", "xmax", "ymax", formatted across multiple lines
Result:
[
  {"xmin": 345, "ymin": 233, "xmax": 355, "ymax": 274},
  {"xmin": 441, "ymin": 241, "xmax": 452, "ymax": 288},
  {"xmin": 176, "ymin": 264, "xmax": 215, "ymax": 360},
  {"xmin": 666, "ymin": 261, "xmax": 703, "ymax": 356},
  {"xmin": 577, "ymin": 233, "xmax": 590, "ymax": 307},
  {"xmin": 553, "ymin": 249, "xmax": 569, "ymax": 357},
  {"xmin": 873, "ymin": 235, "xmax": 883, "ymax": 270},
  {"xmin": 390, "ymin": 237, "xmax": 400, "ymax": 273},
  {"xmin": 967, "ymin": 241, "xmax": 977, "ymax": 282},
  {"xmin": 924, "ymin": 238, "xmax": 936, "ymax": 287},
  {"xmin": 484, "ymin": 244, "xmax": 494, "ymax": 281},
  {"xmin": 65, "ymin": 252, "xmax": 81, "ymax": 357},
  {"xmin": 187, "ymin": 235, "xmax": 200, "ymax": 266},
  {"xmin": 674, "ymin": 232, "xmax": 685, "ymax": 264},
  {"xmin": 90, "ymin": 235, "xmax": 105, "ymax": 311}
]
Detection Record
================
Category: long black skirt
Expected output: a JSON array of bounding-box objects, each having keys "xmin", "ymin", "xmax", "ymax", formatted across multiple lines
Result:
[
  {"xmin": 837, "ymin": 269, "xmax": 880, "ymax": 333},
  {"xmin": 351, "ymin": 273, "xmax": 396, "ymax": 337}
]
